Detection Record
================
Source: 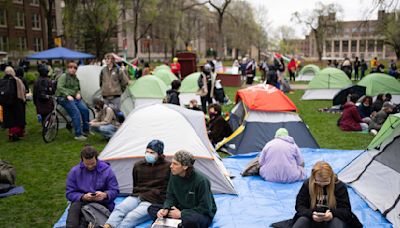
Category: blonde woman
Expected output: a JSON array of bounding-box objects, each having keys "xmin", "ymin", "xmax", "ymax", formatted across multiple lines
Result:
[{"xmin": 292, "ymin": 161, "xmax": 361, "ymax": 228}]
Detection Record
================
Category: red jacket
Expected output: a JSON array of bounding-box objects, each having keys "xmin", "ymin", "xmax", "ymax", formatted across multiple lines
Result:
[
  {"xmin": 288, "ymin": 60, "xmax": 296, "ymax": 72},
  {"xmin": 170, "ymin": 63, "xmax": 181, "ymax": 74},
  {"xmin": 339, "ymin": 102, "xmax": 363, "ymax": 131}
]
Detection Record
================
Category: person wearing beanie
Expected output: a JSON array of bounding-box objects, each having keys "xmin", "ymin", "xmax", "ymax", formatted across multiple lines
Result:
[
  {"xmin": 104, "ymin": 140, "xmax": 171, "ymax": 228},
  {"xmin": 259, "ymin": 128, "xmax": 306, "ymax": 183},
  {"xmin": 148, "ymin": 150, "xmax": 217, "ymax": 228}
]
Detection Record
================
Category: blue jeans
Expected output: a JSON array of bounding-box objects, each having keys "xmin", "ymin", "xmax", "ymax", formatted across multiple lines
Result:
[
  {"xmin": 91, "ymin": 124, "xmax": 117, "ymax": 139},
  {"xmin": 106, "ymin": 196, "xmax": 151, "ymax": 228},
  {"xmin": 58, "ymin": 98, "xmax": 89, "ymax": 137}
]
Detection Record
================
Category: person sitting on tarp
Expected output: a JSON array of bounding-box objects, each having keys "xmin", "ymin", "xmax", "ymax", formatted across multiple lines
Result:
[
  {"xmin": 148, "ymin": 150, "xmax": 217, "ymax": 228},
  {"xmin": 289, "ymin": 161, "xmax": 362, "ymax": 228},
  {"xmin": 207, "ymin": 103, "xmax": 232, "ymax": 146},
  {"xmin": 368, "ymin": 101, "xmax": 395, "ymax": 135},
  {"xmin": 103, "ymin": 140, "xmax": 171, "ymax": 228},
  {"xmin": 65, "ymin": 145, "xmax": 119, "ymax": 228},
  {"xmin": 371, "ymin": 93, "xmax": 385, "ymax": 113},
  {"xmin": 356, "ymin": 96, "xmax": 373, "ymax": 124},
  {"xmin": 339, "ymin": 94, "xmax": 368, "ymax": 132},
  {"xmin": 259, "ymin": 128, "xmax": 305, "ymax": 183}
]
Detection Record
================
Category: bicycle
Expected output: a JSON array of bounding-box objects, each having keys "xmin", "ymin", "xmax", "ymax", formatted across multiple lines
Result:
[{"xmin": 42, "ymin": 97, "xmax": 95, "ymax": 143}]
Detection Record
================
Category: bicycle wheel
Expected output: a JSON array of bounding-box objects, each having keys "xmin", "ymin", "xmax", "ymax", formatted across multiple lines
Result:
[{"xmin": 42, "ymin": 113, "xmax": 59, "ymax": 143}]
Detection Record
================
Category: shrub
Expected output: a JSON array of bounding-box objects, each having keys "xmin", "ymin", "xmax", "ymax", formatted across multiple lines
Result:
[{"xmin": 25, "ymin": 71, "xmax": 38, "ymax": 85}]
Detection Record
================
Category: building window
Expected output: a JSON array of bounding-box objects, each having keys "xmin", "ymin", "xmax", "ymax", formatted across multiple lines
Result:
[
  {"xmin": 342, "ymin": 40, "xmax": 349, "ymax": 52},
  {"xmin": 0, "ymin": 36, "xmax": 8, "ymax": 51},
  {"xmin": 325, "ymin": 41, "xmax": 332, "ymax": 53},
  {"xmin": 32, "ymin": 13, "xmax": 41, "ymax": 29},
  {"xmin": 368, "ymin": 40, "xmax": 375, "ymax": 52},
  {"xmin": 13, "ymin": 0, "xmax": 23, "ymax": 3},
  {"xmin": 359, "ymin": 40, "xmax": 366, "ymax": 52},
  {"xmin": 33, "ymin": 37, "xmax": 43, "ymax": 51},
  {"xmin": 31, "ymin": 0, "xmax": 40, "ymax": 5},
  {"xmin": 17, "ymin": 37, "xmax": 27, "ymax": 50},
  {"xmin": 377, "ymin": 40, "xmax": 383, "ymax": 52},
  {"xmin": 15, "ymin": 12, "xmax": 25, "ymax": 28},
  {"xmin": 0, "ymin": 10, "xmax": 6, "ymax": 27},
  {"xmin": 351, "ymin": 40, "xmax": 357, "ymax": 52},
  {"xmin": 334, "ymin": 40, "xmax": 340, "ymax": 52}
]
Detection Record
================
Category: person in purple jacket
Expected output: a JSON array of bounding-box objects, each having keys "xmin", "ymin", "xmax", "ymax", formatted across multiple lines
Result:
[
  {"xmin": 259, "ymin": 128, "xmax": 306, "ymax": 183},
  {"xmin": 66, "ymin": 145, "xmax": 119, "ymax": 228}
]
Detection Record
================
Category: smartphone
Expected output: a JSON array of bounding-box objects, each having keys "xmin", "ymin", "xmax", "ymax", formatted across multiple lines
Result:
[
  {"xmin": 314, "ymin": 212, "xmax": 325, "ymax": 217},
  {"xmin": 90, "ymin": 193, "xmax": 96, "ymax": 196}
]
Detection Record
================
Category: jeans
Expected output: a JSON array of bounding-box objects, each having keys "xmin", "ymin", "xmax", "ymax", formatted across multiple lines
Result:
[
  {"xmin": 292, "ymin": 216, "xmax": 347, "ymax": 228},
  {"xmin": 106, "ymin": 196, "xmax": 151, "ymax": 228},
  {"xmin": 91, "ymin": 124, "xmax": 117, "ymax": 139},
  {"xmin": 66, "ymin": 201, "xmax": 89, "ymax": 228},
  {"xmin": 58, "ymin": 98, "xmax": 89, "ymax": 137}
]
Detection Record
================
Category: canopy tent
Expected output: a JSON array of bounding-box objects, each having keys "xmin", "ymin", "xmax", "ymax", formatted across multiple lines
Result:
[
  {"xmin": 179, "ymin": 72, "xmax": 201, "ymax": 105},
  {"xmin": 339, "ymin": 113, "xmax": 400, "ymax": 227},
  {"xmin": 302, "ymin": 67, "xmax": 352, "ymax": 100},
  {"xmin": 297, "ymin": 64, "xmax": 320, "ymax": 81},
  {"xmin": 76, "ymin": 65, "xmax": 102, "ymax": 106},
  {"xmin": 26, "ymin": 47, "xmax": 94, "ymax": 60},
  {"xmin": 153, "ymin": 69, "xmax": 178, "ymax": 86},
  {"xmin": 120, "ymin": 76, "xmax": 167, "ymax": 115},
  {"xmin": 332, "ymin": 85, "xmax": 366, "ymax": 106},
  {"xmin": 99, "ymin": 104, "xmax": 236, "ymax": 195},
  {"xmin": 217, "ymin": 84, "xmax": 319, "ymax": 154},
  {"xmin": 357, "ymin": 73, "xmax": 400, "ymax": 104}
]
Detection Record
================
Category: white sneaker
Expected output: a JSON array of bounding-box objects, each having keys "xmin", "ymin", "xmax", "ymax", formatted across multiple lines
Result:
[
  {"xmin": 370, "ymin": 129, "xmax": 378, "ymax": 136},
  {"xmin": 74, "ymin": 135, "xmax": 87, "ymax": 141}
]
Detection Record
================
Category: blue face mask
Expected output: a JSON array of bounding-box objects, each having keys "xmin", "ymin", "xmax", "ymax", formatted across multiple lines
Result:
[{"xmin": 145, "ymin": 153, "xmax": 157, "ymax": 164}]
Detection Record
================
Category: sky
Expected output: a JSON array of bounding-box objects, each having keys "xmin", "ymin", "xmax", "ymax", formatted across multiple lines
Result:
[{"xmin": 246, "ymin": 0, "xmax": 379, "ymax": 38}]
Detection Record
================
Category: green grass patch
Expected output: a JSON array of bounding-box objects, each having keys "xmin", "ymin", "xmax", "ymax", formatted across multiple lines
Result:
[{"xmin": 0, "ymin": 85, "xmax": 373, "ymax": 226}]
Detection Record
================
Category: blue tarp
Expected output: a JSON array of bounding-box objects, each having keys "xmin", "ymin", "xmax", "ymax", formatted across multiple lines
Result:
[
  {"xmin": 26, "ymin": 47, "xmax": 94, "ymax": 60},
  {"xmin": 0, "ymin": 186, "xmax": 25, "ymax": 198},
  {"xmin": 54, "ymin": 148, "xmax": 392, "ymax": 228}
]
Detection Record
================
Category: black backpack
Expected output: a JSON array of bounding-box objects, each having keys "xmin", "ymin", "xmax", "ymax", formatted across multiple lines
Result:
[
  {"xmin": 0, "ymin": 160, "xmax": 16, "ymax": 193},
  {"xmin": 0, "ymin": 77, "xmax": 17, "ymax": 106}
]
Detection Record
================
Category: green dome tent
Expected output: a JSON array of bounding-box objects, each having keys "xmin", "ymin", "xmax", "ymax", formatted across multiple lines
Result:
[
  {"xmin": 120, "ymin": 76, "xmax": 167, "ymax": 115},
  {"xmin": 153, "ymin": 64, "xmax": 170, "ymax": 73},
  {"xmin": 357, "ymin": 73, "xmax": 400, "ymax": 103},
  {"xmin": 297, "ymin": 64, "xmax": 320, "ymax": 81},
  {"xmin": 302, "ymin": 67, "xmax": 352, "ymax": 100},
  {"xmin": 180, "ymin": 72, "xmax": 201, "ymax": 105},
  {"xmin": 339, "ymin": 114, "xmax": 400, "ymax": 227},
  {"xmin": 153, "ymin": 69, "xmax": 178, "ymax": 86}
]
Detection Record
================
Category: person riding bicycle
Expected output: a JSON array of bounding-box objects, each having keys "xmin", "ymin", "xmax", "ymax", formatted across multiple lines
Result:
[
  {"xmin": 55, "ymin": 61, "xmax": 90, "ymax": 141},
  {"xmin": 90, "ymin": 98, "xmax": 120, "ymax": 140}
]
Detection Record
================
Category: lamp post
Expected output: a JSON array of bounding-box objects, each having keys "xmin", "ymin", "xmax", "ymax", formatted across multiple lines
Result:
[{"xmin": 146, "ymin": 35, "xmax": 151, "ymax": 62}]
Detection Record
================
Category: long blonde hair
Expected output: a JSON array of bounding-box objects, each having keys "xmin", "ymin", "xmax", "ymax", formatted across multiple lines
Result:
[{"xmin": 309, "ymin": 161, "xmax": 337, "ymax": 209}]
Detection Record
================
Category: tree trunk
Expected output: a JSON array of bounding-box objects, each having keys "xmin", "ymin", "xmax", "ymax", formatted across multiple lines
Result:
[
  {"xmin": 217, "ymin": 14, "xmax": 224, "ymax": 58},
  {"xmin": 46, "ymin": 0, "xmax": 54, "ymax": 48}
]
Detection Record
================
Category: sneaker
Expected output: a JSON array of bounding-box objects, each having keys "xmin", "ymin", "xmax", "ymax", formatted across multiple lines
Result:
[
  {"xmin": 370, "ymin": 129, "xmax": 378, "ymax": 136},
  {"xmin": 83, "ymin": 131, "xmax": 95, "ymax": 137},
  {"xmin": 74, "ymin": 135, "xmax": 87, "ymax": 141}
]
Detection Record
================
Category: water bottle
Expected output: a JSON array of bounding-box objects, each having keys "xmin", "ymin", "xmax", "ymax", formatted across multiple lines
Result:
[{"xmin": 37, "ymin": 114, "xmax": 42, "ymax": 123}]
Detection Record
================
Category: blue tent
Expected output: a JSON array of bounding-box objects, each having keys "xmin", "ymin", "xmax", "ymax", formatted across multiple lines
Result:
[{"xmin": 26, "ymin": 47, "xmax": 94, "ymax": 60}]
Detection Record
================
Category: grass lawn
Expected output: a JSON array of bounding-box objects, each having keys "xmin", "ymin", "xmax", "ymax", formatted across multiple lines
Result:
[{"xmin": 0, "ymin": 84, "xmax": 373, "ymax": 227}]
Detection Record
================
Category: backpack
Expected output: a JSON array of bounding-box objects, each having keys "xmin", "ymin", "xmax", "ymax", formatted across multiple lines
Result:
[
  {"xmin": 81, "ymin": 203, "xmax": 110, "ymax": 228},
  {"xmin": 0, "ymin": 160, "xmax": 16, "ymax": 193},
  {"xmin": 0, "ymin": 78, "xmax": 17, "ymax": 106}
]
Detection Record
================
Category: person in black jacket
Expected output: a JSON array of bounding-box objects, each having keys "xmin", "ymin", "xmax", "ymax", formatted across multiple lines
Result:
[
  {"xmin": 166, "ymin": 79, "xmax": 181, "ymax": 106},
  {"xmin": 207, "ymin": 103, "xmax": 232, "ymax": 146},
  {"xmin": 292, "ymin": 161, "xmax": 362, "ymax": 228},
  {"xmin": 33, "ymin": 66, "xmax": 54, "ymax": 123}
]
